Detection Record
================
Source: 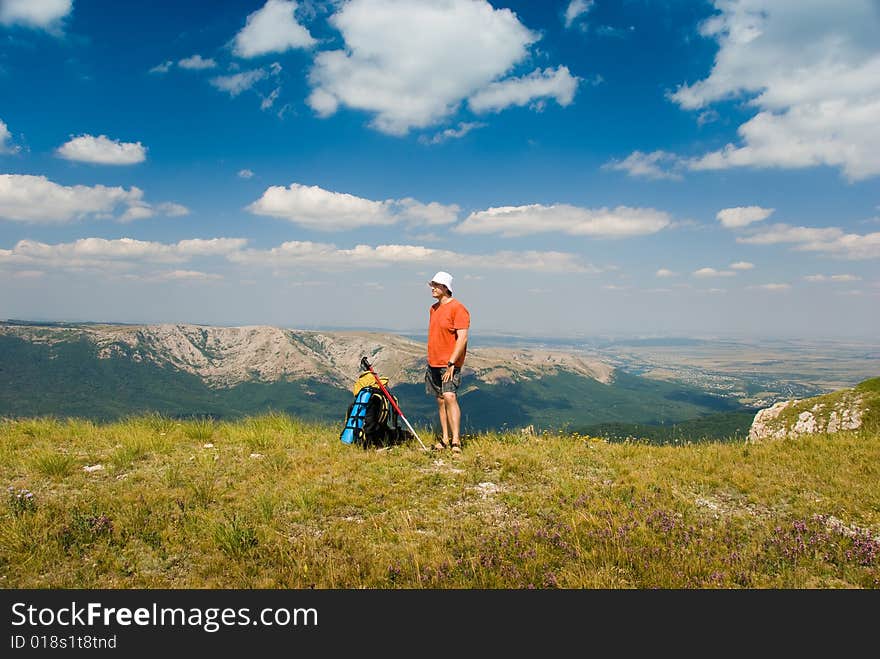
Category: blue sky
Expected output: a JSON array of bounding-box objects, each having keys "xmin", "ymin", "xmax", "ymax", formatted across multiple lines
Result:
[{"xmin": 1, "ymin": 0, "xmax": 878, "ymax": 340}]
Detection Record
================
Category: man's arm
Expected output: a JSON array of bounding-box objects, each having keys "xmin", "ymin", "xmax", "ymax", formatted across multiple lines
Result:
[{"xmin": 448, "ymin": 328, "xmax": 468, "ymax": 365}]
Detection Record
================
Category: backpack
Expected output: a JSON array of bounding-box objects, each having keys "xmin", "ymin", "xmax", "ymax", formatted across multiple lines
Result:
[{"xmin": 340, "ymin": 382, "xmax": 412, "ymax": 449}]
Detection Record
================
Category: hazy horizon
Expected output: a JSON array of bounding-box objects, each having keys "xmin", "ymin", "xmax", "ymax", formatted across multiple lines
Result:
[{"xmin": 4, "ymin": 315, "xmax": 879, "ymax": 345}]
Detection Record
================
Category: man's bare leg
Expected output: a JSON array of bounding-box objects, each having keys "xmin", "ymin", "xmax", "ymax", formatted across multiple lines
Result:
[
  {"xmin": 443, "ymin": 392, "xmax": 461, "ymax": 450},
  {"xmin": 436, "ymin": 396, "xmax": 450, "ymax": 446}
]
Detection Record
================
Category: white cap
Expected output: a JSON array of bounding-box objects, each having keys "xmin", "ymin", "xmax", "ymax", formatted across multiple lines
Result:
[{"xmin": 429, "ymin": 271, "xmax": 453, "ymax": 294}]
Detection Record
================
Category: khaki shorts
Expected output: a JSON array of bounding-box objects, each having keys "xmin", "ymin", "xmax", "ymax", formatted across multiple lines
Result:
[{"xmin": 425, "ymin": 365, "xmax": 461, "ymax": 397}]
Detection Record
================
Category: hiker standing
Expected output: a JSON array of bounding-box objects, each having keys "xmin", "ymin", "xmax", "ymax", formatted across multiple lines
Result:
[{"xmin": 425, "ymin": 271, "xmax": 470, "ymax": 454}]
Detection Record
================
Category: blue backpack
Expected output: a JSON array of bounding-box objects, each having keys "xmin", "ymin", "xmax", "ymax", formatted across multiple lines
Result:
[{"xmin": 340, "ymin": 384, "xmax": 409, "ymax": 448}]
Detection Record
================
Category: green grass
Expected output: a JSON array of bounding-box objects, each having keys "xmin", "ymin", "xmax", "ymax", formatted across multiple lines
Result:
[{"xmin": 1, "ymin": 413, "xmax": 877, "ymax": 588}]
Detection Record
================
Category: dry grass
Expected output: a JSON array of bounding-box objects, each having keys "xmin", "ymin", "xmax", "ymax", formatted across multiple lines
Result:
[{"xmin": 1, "ymin": 414, "xmax": 878, "ymax": 588}]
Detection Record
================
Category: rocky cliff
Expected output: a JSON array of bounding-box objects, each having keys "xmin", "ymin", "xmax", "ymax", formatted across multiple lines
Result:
[{"xmin": 748, "ymin": 377, "xmax": 880, "ymax": 442}]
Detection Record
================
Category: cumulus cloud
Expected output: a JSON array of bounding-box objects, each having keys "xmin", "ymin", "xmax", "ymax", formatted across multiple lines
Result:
[
  {"xmin": 247, "ymin": 184, "xmax": 394, "ymax": 230},
  {"xmin": 232, "ymin": 0, "xmax": 316, "ymax": 58},
  {"xmin": 717, "ymin": 205, "xmax": 774, "ymax": 228},
  {"xmin": 564, "ymin": 0, "xmax": 594, "ymax": 29},
  {"xmin": 1, "ymin": 237, "xmax": 247, "ymax": 272},
  {"xmin": 0, "ymin": 175, "xmax": 141, "ymax": 223},
  {"xmin": 729, "ymin": 261, "xmax": 754, "ymax": 270},
  {"xmin": 118, "ymin": 205, "xmax": 154, "ymax": 223},
  {"xmin": 737, "ymin": 223, "xmax": 880, "ymax": 259},
  {"xmin": 0, "ymin": 174, "xmax": 183, "ymax": 224},
  {"xmin": 0, "ymin": 0, "xmax": 71, "ymax": 31},
  {"xmin": 246, "ymin": 182, "xmax": 459, "ymax": 231},
  {"xmin": 0, "ymin": 119, "xmax": 19, "ymax": 154},
  {"xmin": 238, "ymin": 169, "xmax": 255, "ymax": 179},
  {"xmin": 656, "ymin": 268, "xmax": 677, "ymax": 277},
  {"xmin": 669, "ymin": 1, "xmax": 880, "ymax": 181},
  {"xmin": 56, "ymin": 134, "xmax": 147, "ymax": 165},
  {"xmin": 455, "ymin": 204, "xmax": 671, "ymax": 238},
  {"xmin": 307, "ymin": 0, "xmax": 559, "ymax": 135},
  {"xmin": 602, "ymin": 150, "xmax": 683, "ymax": 180},
  {"xmin": 393, "ymin": 198, "xmax": 460, "ymax": 226},
  {"xmin": 467, "ymin": 66, "xmax": 579, "ymax": 113},
  {"xmin": 178, "ymin": 54, "xmax": 217, "ymax": 70}
]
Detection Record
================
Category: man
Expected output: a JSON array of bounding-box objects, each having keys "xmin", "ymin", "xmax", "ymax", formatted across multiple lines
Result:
[{"xmin": 425, "ymin": 271, "xmax": 470, "ymax": 454}]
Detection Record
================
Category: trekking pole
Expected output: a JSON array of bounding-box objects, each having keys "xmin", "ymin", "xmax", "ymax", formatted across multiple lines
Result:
[{"xmin": 360, "ymin": 356, "xmax": 428, "ymax": 451}]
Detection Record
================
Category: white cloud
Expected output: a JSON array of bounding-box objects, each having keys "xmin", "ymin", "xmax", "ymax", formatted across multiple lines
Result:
[
  {"xmin": 178, "ymin": 54, "xmax": 217, "ymax": 70},
  {"xmin": 149, "ymin": 61, "xmax": 173, "ymax": 74},
  {"xmin": 737, "ymin": 223, "xmax": 880, "ymax": 259},
  {"xmin": 693, "ymin": 267, "xmax": 736, "ymax": 278},
  {"xmin": 114, "ymin": 201, "xmax": 188, "ymax": 224},
  {"xmin": 119, "ymin": 205, "xmax": 154, "ymax": 223},
  {"xmin": 210, "ymin": 69, "xmax": 268, "ymax": 96},
  {"xmin": 260, "ymin": 86, "xmax": 281, "ymax": 110},
  {"xmin": 602, "ymin": 150, "xmax": 683, "ymax": 180},
  {"xmin": 564, "ymin": 0, "xmax": 594, "ymax": 29},
  {"xmin": 418, "ymin": 121, "xmax": 485, "ymax": 145},
  {"xmin": 393, "ymin": 198, "xmax": 460, "ymax": 226},
  {"xmin": 0, "ymin": 119, "xmax": 19, "ymax": 154},
  {"xmin": 0, "ymin": 174, "xmax": 142, "ymax": 223},
  {"xmin": 307, "ymin": 0, "xmax": 545, "ymax": 135},
  {"xmin": 238, "ymin": 169, "xmax": 255, "ymax": 179},
  {"xmin": 232, "ymin": 0, "xmax": 316, "ymax": 58},
  {"xmin": 804, "ymin": 274, "xmax": 861, "ymax": 282},
  {"xmin": 455, "ymin": 204, "xmax": 671, "ymax": 238},
  {"xmin": 246, "ymin": 182, "xmax": 459, "ymax": 231},
  {"xmin": 56, "ymin": 134, "xmax": 147, "ymax": 165},
  {"xmin": 2, "ymin": 237, "xmax": 247, "ymax": 271},
  {"xmin": 229, "ymin": 241, "xmax": 594, "ymax": 273},
  {"xmin": 468, "ymin": 66, "xmax": 579, "ymax": 114},
  {"xmin": 247, "ymin": 184, "xmax": 394, "ymax": 230},
  {"xmin": 655, "ymin": 268, "xmax": 677, "ymax": 277},
  {"xmin": 0, "ymin": 174, "xmax": 186, "ymax": 225},
  {"xmin": 716, "ymin": 205, "xmax": 774, "ymax": 229},
  {"xmin": 670, "ymin": 1, "xmax": 880, "ymax": 181},
  {"xmin": 0, "ymin": 0, "xmax": 71, "ymax": 30},
  {"xmin": 156, "ymin": 202, "xmax": 190, "ymax": 217},
  {"xmin": 729, "ymin": 261, "xmax": 754, "ymax": 270}
]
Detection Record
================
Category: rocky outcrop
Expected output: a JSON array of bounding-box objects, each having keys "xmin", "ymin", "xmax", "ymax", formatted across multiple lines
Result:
[
  {"xmin": 0, "ymin": 322, "xmax": 614, "ymax": 389},
  {"xmin": 748, "ymin": 378, "xmax": 879, "ymax": 442}
]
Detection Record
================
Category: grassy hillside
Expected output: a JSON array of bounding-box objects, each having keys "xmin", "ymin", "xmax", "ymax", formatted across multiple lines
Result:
[{"xmin": 1, "ymin": 414, "xmax": 877, "ymax": 588}]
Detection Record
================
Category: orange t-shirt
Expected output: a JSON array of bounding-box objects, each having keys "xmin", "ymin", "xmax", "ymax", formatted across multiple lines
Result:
[{"xmin": 427, "ymin": 298, "xmax": 470, "ymax": 367}]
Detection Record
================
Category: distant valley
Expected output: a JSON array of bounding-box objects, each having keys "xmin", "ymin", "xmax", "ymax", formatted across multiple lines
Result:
[{"xmin": 2, "ymin": 320, "xmax": 877, "ymax": 443}]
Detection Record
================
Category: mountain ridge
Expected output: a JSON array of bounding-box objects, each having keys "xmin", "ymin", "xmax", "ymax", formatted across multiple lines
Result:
[
  {"xmin": 0, "ymin": 321, "xmax": 760, "ymax": 436},
  {"xmin": 0, "ymin": 321, "xmax": 615, "ymax": 389}
]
